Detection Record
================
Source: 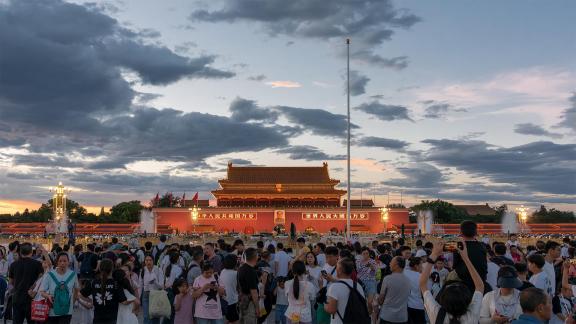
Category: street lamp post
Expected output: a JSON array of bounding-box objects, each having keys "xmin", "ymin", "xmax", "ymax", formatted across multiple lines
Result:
[
  {"xmin": 189, "ymin": 206, "xmax": 200, "ymax": 234},
  {"xmin": 380, "ymin": 207, "xmax": 389, "ymax": 234},
  {"xmin": 345, "ymin": 38, "xmax": 351, "ymax": 242}
]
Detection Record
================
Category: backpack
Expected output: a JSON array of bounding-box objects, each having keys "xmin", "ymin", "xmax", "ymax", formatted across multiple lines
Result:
[
  {"xmin": 48, "ymin": 271, "xmax": 75, "ymax": 316},
  {"xmin": 179, "ymin": 263, "xmax": 198, "ymax": 281},
  {"xmin": 334, "ymin": 280, "xmax": 370, "ymax": 324}
]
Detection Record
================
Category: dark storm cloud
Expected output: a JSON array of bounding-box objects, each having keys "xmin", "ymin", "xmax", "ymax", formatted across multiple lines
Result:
[
  {"xmin": 106, "ymin": 107, "xmax": 288, "ymax": 162},
  {"xmin": 275, "ymin": 146, "xmax": 345, "ymax": 161},
  {"xmin": 514, "ymin": 123, "xmax": 563, "ymax": 139},
  {"xmin": 348, "ymin": 71, "xmax": 370, "ymax": 96},
  {"xmin": 385, "ymin": 163, "xmax": 447, "ymax": 190},
  {"xmin": 0, "ymin": 0, "xmax": 233, "ymax": 134},
  {"xmin": 275, "ymin": 106, "xmax": 359, "ymax": 138},
  {"xmin": 190, "ymin": 0, "xmax": 420, "ymax": 68},
  {"xmin": 421, "ymin": 139, "xmax": 576, "ymax": 195},
  {"xmin": 357, "ymin": 136, "xmax": 409, "ymax": 150},
  {"xmin": 229, "ymin": 97, "xmax": 278, "ymax": 122},
  {"xmin": 355, "ymin": 101, "xmax": 413, "ymax": 122},
  {"xmin": 558, "ymin": 93, "xmax": 576, "ymax": 132},
  {"xmin": 99, "ymin": 40, "xmax": 234, "ymax": 85}
]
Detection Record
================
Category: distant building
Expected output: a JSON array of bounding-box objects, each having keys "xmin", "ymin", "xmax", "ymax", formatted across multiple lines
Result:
[{"xmin": 152, "ymin": 163, "xmax": 409, "ymax": 234}]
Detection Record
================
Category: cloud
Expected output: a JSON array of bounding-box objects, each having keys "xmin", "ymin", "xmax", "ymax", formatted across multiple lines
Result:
[
  {"xmin": 385, "ymin": 163, "xmax": 447, "ymax": 190},
  {"xmin": 558, "ymin": 92, "xmax": 576, "ymax": 132},
  {"xmin": 347, "ymin": 70, "xmax": 370, "ymax": 96},
  {"xmin": 0, "ymin": 0, "xmax": 233, "ymax": 135},
  {"xmin": 355, "ymin": 101, "xmax": 413, "ymax": 122},
  {"xmin": 247, "ymin": 74, "xmax": 267, "ymax": 81},
  {"xmin": 514, "ymin": 123, "xmax": 564, "ymax": 139},
  {"xmin": 420, "ymin": 139, "xmax": 576, "ymax": 195},
  {"xmin": 229, "ymin": 97, "xmax": 279, "ymax": 123},
  {"xmin": 275, "ymin": 106, "xmax": 359, "ymax": 138},
  {"xmin": 265, "ymin": 81, "xmax": 301, "ymax": 88},
  {"xmin": 190, "ymin": 0, "xmax": 420, "ymax": 68},
  {"xmin": 421, "ymin": 100, "xmax": 467, "ymax": 119},
  {"xmin": 357, "ymin": 136, "xmax": 409, "ymax": 150},
  {"xmin": 275, "ymin": 146, "xmax": 345, "ymax": 161}
]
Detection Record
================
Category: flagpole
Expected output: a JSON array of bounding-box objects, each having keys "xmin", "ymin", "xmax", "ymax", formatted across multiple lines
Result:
[{"xmin": 346, "ymin": 38, "xmax": 351, "ymax": 242}]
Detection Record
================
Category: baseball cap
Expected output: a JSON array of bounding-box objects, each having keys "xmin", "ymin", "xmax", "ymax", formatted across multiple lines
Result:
[
  {"xmin": 497, "ymin": 265, "xmax": 523, "ymax": 289},
  {"xmin": 415, "ymin": 249, "xmax": 427, "ymax": 258}
]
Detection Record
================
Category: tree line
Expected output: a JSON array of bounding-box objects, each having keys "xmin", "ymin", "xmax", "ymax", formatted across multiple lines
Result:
[
  {"xmin": 410, "ymin": 199, "xmax": 575, "ymax": 224},
  {"xmin": 0, "ymin": 199, "xmax": 143, "ymax": 223}
]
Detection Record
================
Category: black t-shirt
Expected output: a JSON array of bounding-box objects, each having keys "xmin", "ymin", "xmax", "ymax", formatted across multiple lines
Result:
[
  {"xmin": 453, "ymin": 240, "xmax": 487, "ymax": 289},
  {"xmin": 238, "ymin": 263, "xmax": 259, "ymax": 295},
  {"xmin": 8, "ymin": 257, "xmax": 43, "ymax": 306},
  {"xmin": 81, "ymin": 278, "xmax": 127, "ymax": 322},
  {"xmin": 519, "ymin": 280, "xmax": 534, "ymax": 291},
  {"xmin": 78, "ymin": 251, "xmax": 98, "ymax": 273}
]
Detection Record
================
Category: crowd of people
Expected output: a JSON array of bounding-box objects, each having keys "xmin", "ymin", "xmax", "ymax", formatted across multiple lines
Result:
[{"xmin": 1, "ymin": 221, "xmax": 576, "ymax": 324}]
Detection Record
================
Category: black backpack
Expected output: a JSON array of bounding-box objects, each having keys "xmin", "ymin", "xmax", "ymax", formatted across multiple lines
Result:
[{"xmin": 334, "ymin": 280, "xmax": 370, "ymax": 324}]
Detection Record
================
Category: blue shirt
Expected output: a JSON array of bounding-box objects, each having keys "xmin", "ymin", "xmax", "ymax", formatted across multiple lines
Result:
[{"xmin": 511, "ymin": 314, "xmax": 545, "ymax": 324}]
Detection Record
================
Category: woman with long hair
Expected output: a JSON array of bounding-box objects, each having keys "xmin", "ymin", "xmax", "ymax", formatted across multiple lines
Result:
[
  {"xmin": 113, "ymin": 269, "xmax": 139, "ymax": 324},
  {"xmin": 419, "ymin": 240, "xmax": 485, "ymax": 324},
  {"xmin": 285, "ymin": 260, "xmax": 317, "ymax": 324},
  {"xmin": 81, "ymin": 258, "xmax": 127, "ymax": 324}
]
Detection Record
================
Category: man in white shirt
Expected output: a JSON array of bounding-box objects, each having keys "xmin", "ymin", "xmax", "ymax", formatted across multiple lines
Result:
[
  {"xmin": 274, "ymin": 242, "xmax": 290, "ymax": 277},
  {"xmin": 325, "ymin": 258, "xmax": 366, "ymax": 324},
  {"xmin": 544, "ymin": 241, "xmax": 561, "ymax": 295},
  {"xmin": 486, "ymin": 255, "xmax": 500, "ymax": 291},
  {"xmin": 528, "ymin": 254, "xmax": 553, "ymax": 297},
  {"xmin": 506, "ymin": 234, "xmax": 521, "ymax": 249}
]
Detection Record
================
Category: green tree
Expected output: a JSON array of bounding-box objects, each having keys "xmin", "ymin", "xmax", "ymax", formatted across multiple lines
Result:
[
  {"xmin": 108, "ymin": 201, "xmax": 143, "ymax": 223},
  {"xmin": 531, "ymin": 205, "xmax": 575, "ymax": 223},
  {"xmin": 386, "ymin": 203, "xmax": 406, "ymax": 208},
  {"xmin": 411, "ymin": 199, "xmax": 470, "ymax": 224}
]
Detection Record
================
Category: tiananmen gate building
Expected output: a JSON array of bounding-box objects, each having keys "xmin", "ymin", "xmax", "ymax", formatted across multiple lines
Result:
[{"xmin": 152, "ymin": 163, "xmax": 409, "ymax": 234}]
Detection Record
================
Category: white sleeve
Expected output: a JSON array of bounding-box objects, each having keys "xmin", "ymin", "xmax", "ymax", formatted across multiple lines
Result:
[
  {"xmin": 423, "ymin": 290, "xmax": 440, "ymax": 324},
  {"xmin": 479, "ymin": 292, "xmax": 493, "ymax": 324},
  {"xmin": 469, "ymin": 291, "xmax": 484, "ymax": 319}
]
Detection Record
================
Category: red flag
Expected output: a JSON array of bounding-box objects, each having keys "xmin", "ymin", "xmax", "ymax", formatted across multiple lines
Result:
[
  {"xmin": 181, "ymin": 192, "xmax": 186, "ymax": 207},
  {"xmin": 192, "ymin": 192, "xmax": 199, "ymax": 205}
]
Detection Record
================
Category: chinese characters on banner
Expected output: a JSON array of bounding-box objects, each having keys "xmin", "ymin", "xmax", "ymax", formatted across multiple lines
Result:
[
  {"xmin": 301, "ymin": 212, "xmax": 369, "ymax": 220},
  {"xmin": 199, "ymin": 212, "xmax": 257, "ymax": 220}
]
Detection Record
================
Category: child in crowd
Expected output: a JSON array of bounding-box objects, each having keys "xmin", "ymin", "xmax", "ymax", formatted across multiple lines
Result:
[
  {"xmin": 77, "ymin": 279, "xmax": 94, "ymax": 324},
  {"xmin": 173, "ymin": 279, "xmax": 193, "ymax": 324},
  {"xmin": 274, "ymin": 277, "xmax": 288, "ymax": 324}
]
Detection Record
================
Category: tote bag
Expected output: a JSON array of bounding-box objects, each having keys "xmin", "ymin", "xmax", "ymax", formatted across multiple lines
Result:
[{"xmin": 149, "ymin": 289, "xmax": 171, "ymax": 318}]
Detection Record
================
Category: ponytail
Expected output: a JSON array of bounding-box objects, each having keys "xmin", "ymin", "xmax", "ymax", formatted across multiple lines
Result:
[
  {"xmin": 293, "ymin": 275, "xmax": 300, "ymax": 300},
  {"xmin": 165, "ymin": 264, "xmax": 172, "ymax": 278}
]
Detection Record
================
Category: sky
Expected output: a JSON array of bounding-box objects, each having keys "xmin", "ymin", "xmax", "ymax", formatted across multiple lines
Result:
[{"xmin": 0, "ymin": 0, "xmax": 575, "ymax": 214}]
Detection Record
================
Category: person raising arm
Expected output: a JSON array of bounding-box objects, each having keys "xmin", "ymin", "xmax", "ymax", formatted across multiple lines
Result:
[{"xmin": 420, "ymin": 239, "xmax": 484, "ymax": 324}]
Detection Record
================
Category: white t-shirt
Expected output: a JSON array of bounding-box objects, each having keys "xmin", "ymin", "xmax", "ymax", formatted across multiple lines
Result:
[
  {"xmin": 317, "ymin": 253, "xmax": 326, "ymax": 268},
  {"xmin": 479, "ymin": 289, "xmax": 522, "ymax": 323},
  {"xmin": 424, "ymin": 290, "xmax": 483, "ymax": 324},
  {"xmin": 218, "ymin": 269, "xmax": 238, "ymax": 304},
  {"xmin": 307, "ymin": 265, "xmax": 322, "ymax": 288},
  {"xmin": 327, "ymin": 279, "xmax": 365, "ymax": 324},
  {"xmin": 543, "ymin": 261, "xmax": 556, "ymax": 295},
  {"xmin": 275, "ymin": 251, "xmax": 291, "ymax": 277},
  {"xmin": 506, "ymin": 240, "xmax": 521, "ymax": 248},
  {"xmin": 404, "ymin": 269, "xmax": 424, "ymax": 310},
  {"xmin": 322, "ymin": 264, "xmax": 337, "ymax": 288},
  {"xmin": 40, "ymin": 269, "xmax": 79, "ymax": 316},
  {"xmin": 530, "ymin": 271, "xmax": 553, "ymax": 296},
  {"xmin": 486, "ymin": 261, "xmax": 500, "ymax": 290},
  {"xmin": 162, "ymin": 264, "xmax": 183, "ymax": 288}
]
